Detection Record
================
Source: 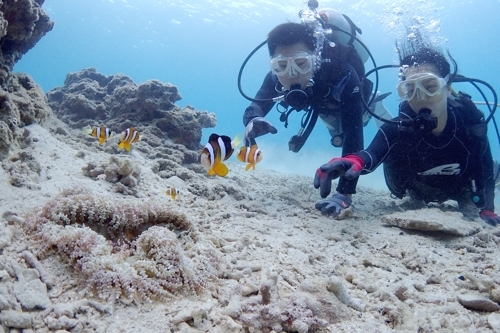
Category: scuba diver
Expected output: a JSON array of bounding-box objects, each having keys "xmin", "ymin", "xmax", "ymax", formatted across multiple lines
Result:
[
  {"xmin": 240, "ymin": 3, "xmax": 390, "ymax": 219},
  {"xmin": 314, "ymin": 38, "xmax": 500, "ymax": 225}
]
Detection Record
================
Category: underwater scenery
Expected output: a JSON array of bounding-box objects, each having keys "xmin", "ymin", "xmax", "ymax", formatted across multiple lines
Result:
[
  {"xmin": 15, "ymin": 0, "xmax": 500, "ymax": 180},
  {"xmin": 0, "ymin": 0, "xmax": 500, "ymax": 332}
]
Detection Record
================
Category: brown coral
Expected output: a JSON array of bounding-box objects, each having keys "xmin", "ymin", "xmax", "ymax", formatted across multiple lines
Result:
[{"xmin": 23, "ymin": 187, "xmax": 223, "ymax": 301}]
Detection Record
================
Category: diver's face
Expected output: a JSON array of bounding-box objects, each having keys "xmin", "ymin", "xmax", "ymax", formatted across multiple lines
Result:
[
  {"xmin": 271, "ymin": 42, "xmax": 315, "ymax": 90},
  {"xmin": 404, "ymin": 64, "xmax": 450, "ymax": 117}
]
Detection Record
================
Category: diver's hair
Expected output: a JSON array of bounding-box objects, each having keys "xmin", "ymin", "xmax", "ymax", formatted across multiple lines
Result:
[
  {"xmin": 396, "ymin": 28, "xmax": 453, "ymax": 80},
  {"xmin": 398, "ymin": 47, "xmax": 451, "ymax": 79},
  {"xmin": 267, "ymin": 22, "xmax": 315, "ymax": 56}
]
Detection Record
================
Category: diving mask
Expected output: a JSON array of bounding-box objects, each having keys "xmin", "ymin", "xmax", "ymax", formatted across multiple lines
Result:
[
  {"xmin": 397, "ymin": 73, "xmax": 448, "ymax": 101},
  {"xmin": 270, "ymin": 52, "xmax": 316, "ymax": 78}
]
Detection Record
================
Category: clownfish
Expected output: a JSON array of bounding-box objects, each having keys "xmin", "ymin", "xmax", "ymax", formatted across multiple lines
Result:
[
  {"xmin": 200, "ymin": 133, "xmax": 240, "ymax": 177},
  {"xmin": 166, "ymin": 187, "xmax": 179, "ymax": 200},
  {"xmin": 118, "ymin": 127, "xmax": 142, "ymax": 151},
  {"xmin": 237, "ymin": 144, "xmax": 263, "ymax": 171},
  {"xmin": 83, "ymin": 125, "xmax": 114, "ymax": 145}
]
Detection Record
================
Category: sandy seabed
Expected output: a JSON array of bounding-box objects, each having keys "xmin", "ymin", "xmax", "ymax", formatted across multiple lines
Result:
[{"xmin": 0, "ymin": 115, "xmax": 500, "ymax": 333}]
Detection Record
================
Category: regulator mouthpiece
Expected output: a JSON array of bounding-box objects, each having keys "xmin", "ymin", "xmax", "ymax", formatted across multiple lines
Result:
[{"xmin": 285, "ymin": 84, "xmax": 310, "ymax": 111}]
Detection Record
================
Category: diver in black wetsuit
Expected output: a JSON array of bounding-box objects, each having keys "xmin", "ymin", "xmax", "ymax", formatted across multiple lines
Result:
[
  {"xmin": 314, "ymin": 44, "xmax": 500, "ymax": 226},
  {"xmin": 243, "ymin": 21, "xmax": 367, "ymax": 215}
]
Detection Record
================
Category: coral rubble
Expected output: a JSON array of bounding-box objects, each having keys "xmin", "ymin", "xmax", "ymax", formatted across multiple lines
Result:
[{"xmin": 82, "ymin": 156, "xmax": 142, "ymax": 196}]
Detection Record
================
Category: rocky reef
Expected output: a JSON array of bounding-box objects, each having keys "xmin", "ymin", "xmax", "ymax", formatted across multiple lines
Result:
[
  {"xmin": 0, "ymin": 1, "xmax": 217, "ymax": 188},
  {"xmin": 0, "ymin": 0, "xmax": 54, "ymax": 159},
  {"xmin": 46, "ymin": 67, "xmax": 217, "ymax": 151},
  {"xmin": 0, "ymin": 0, "xmax": 53, "ymax": 81}
]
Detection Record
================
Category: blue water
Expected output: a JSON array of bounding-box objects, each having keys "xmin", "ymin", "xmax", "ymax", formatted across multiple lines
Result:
[{"xmin": 15, "ymin": 0, "xmax": 500, "ymax": 190}]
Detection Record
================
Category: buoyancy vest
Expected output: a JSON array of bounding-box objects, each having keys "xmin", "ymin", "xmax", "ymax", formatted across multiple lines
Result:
[{"xmin": 384, "ymin": 92, "xmax": 488, "ymax": 203}]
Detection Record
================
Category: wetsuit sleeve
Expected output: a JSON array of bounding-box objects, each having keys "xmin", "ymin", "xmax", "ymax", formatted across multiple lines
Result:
[
  {"xmin": 336, "ymin": 66, "xmax": 364, "ymax": 194},
  {"xmin": 339, "ymin": 71, "xmax": 364, "ymax": 157},
  {"xmin": 481, "ymin": 138, "xmax": 496, "ymax": 212},
  {"xmin": 356, "ymin": 122, "xmax": 398, "ymax": 173},
  {"xmin": 243, "ymin": 72, "xmax": 278, "ymax": 126}
]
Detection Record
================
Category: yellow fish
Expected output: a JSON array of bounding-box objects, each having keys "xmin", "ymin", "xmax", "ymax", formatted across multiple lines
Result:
[
  {"xmin": 118, "ymin": 127, "xmax": 142, "ymax": 151},
  {"xmin": 166, "ymin": 187, "xmax": 179, "ymax": 200},
  {"xmin": 83, "ymin": 125, "xmax": 113, "ymax": 145},
  {"xmin": 200, "ymin": 133, "xmax": 240, "ymax": 177},
  {"xmin": 237, "ymin": 144, "xmax": 263, "ymax": 171}
]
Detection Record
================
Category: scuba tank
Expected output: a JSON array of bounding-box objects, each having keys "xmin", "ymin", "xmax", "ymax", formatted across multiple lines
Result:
[{"xmin": 318, "ymin": 8, "xmax": 369, "ymax": 64}]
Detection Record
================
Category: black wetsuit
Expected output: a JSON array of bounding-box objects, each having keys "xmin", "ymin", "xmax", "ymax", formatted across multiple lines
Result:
[
  {"xmin": 357, "ymin": 95, "xmax": 496, "ymax": 211},
  {"xmin": 243, "ymin": 43, "xmax": 365, "ymax": 194}
]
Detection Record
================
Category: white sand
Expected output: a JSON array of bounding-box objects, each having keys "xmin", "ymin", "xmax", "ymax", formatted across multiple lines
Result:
[{"xmin": 0, "ymin": 115, "xmax": 500, "ymax": 333}]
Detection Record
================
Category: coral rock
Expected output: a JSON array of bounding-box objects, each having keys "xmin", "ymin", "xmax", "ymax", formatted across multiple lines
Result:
[
  {"xmin": 0, "ymin": 0, "xmax": 54, "ymax": 78},
  {"xmin": 13, "ymin": 268, "xmax": 51, "ymax": 310},
  {"xmin": 0, "ymin": 74, "xmax": 52, "ymax": 158},
  {"xmin": 0, "ymin": 310, "xmax": 33, "ymax": 329},
  {"xmin": 46, "ymin": 68, "xmax": 216, "ymax": 150},
  {"xmin": 83, "ymin": 157, "xmax": 141, "ymax": 195},
  {"xmin": 457, "ymin": 294, "xmax": 500, "ymax": 312},
  {"xmin": 0, "ymin": 1, "xmax": 53, "ymax": 158},
  {"xmin": 327, "ymin": 276, "xmax": 365, "ymax": 311},
  {"xmin": 381, "ymin": 208, "xmax": 481, "ymax": 236}
]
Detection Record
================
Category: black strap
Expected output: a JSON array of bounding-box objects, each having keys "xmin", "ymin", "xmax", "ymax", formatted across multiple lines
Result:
[
  {"xmin": 301, "ymin": 107, "xmax": 319, "ymax": 142},
  {"xmin": 288, "ymin": 107, "xmax": 319, "ymax": 152}
]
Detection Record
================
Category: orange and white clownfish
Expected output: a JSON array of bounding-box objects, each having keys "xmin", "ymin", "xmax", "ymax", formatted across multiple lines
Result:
[
  {"xmin": 200, "ymin": 133, "xmax": 239, "ymax": 177},
  {"xmin": 83, "ymin": 125, "xmax": 114, "ymax": 145},
  {"xmin": 237, "ymin": 145, "xmax": 263, "ymax": 171},
  {"xmin": 165, "ymin": 187, "xmax": 179, "ymax": 200},
  {"xmin": 118, "ymin": 127, "xmax": 142, "ymax": 151}
]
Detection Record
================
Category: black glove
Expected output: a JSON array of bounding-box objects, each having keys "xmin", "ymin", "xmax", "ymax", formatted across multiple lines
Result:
[
  {"xmin": 244, "ymin": 117, "xmax": 277, "ymax": 143},
  {"xmin": 315, "ymin": 193, "xmax": 352, "ymax": 218},
  {"xmin": 313, "ymin": 155, "xmax": 364, "ymax": 198}
]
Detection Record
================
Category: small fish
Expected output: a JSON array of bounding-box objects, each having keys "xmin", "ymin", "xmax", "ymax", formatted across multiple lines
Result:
[
  {"xmin": 200, "ymin": 133, "xmax": 240, "ymax": 177},
  {"xmin": 118, "ymin": 127, "xmax": 142, "ymax": 151},
  {"xmin": 166, "ymin": 187, "xmax": 179, "ymax": 200},
  {"xmin": 83, "ymin": 125, "xmax": 114, "ymax": 145},
  {"xmin": 237, "ymin": 144, "xmax": 263, "ymax": 171}
]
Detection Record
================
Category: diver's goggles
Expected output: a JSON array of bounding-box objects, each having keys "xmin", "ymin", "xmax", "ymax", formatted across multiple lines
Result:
[
  {"xmin": 270, "ymin": 52, "xmax": 316, "ymax": 77},
  {"xmin": 396, "ymin": 73, "xmax": 449, "ymax": 101}
]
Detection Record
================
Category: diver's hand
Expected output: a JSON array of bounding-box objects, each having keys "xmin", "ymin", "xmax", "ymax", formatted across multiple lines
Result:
[
  {"xmin": 245, "ymin": 117, "xmax": 277, "ymax": 142},
  {"xmin": 479, "ymin": 210, "xmax": 500, "ymax": 226},
  {"xmin": 315, "ymin": 193, "xmax": 353, "ymax": 219},
  {"xmin": 313, "ymin": 155, "xmax": 364, "ymax": 198}
]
